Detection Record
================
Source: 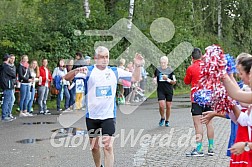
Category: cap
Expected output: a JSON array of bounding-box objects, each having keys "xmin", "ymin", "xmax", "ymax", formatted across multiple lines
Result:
[
  {"xmin": 3, "ymin": 53, "xmax": 10, "ymax": 61},
  {"xmin": 85, "ymin": 55, "xmax": 91, "ymax": 60}
]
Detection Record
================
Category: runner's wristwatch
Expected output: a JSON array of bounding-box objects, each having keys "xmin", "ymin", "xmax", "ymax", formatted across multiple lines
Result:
[{"xmin": 244, "ymin": 142, "xmax": 250, "ymax": 152}]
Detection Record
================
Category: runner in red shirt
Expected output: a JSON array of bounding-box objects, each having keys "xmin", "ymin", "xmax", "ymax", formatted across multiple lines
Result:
[{"xmin": 184, "ymin": 48, "xmax": 215, "ymax": 157}]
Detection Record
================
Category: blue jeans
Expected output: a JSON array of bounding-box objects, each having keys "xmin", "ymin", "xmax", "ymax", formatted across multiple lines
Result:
[
  {"xmin": 1, "ymin": 89, "xmax": 15, "ymax": 119},
  {"xmin": 69, "ymin": 86, "xmax": 76, "ymax": 107},
  {"xmin": 27, "ymin": 86, "xmax": 35, "ymax": 113},
  {"xmin": 38, "ymin": 86, "xmax": 49, "ymax": 112},
  {"xmin": 57, "ymin": 85, "xmax": 70, "ymax": 111},
  {"xmin": 19, "ymin": 84, "xmax": 31, "ymax": 111}
]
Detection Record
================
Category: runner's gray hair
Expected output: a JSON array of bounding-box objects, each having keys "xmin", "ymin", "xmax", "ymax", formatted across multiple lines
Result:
[
  {"xmin": 160, "ymin": 56, "xmax": 168, "ymax": 63},
  {"xmin": 94, "ymin": 46, "xmax": 109, "ymax": 58}
]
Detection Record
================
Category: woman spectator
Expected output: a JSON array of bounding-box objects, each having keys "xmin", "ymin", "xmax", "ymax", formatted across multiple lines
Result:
[
  {"xmin": 27, "ymin": 60, "xmax": 39, "ymax": 115},
  {"xmin": 52, "ymin": 59, "xmax": 70, "ymax": 112},
  {"xmin": 66, "ymin": 59, "xmax": 74, "ymax": 72},
  {"xmin": 18, "ymin": 55, "xmax": 33, "ymax": 117},
  {"xmin": 118, "ymin": 58, "xmax": 126, "ymax": 70},
  {"xmin": 222, "ymin": 56, "xmax": 252, "ymax": 166},
  {"xmin": 117, "ymin": 58, "xmax": 126, "ymax": 104},
  {"xmin": 66, "ymin": 59, "xmax": 75, "ymax": 109},
  {"xmin": 124, "ymin": 62, "xmax": 133, "ymax": 104}
]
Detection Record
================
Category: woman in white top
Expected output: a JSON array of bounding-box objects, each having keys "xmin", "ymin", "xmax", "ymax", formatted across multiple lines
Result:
[
  {"xmin": 27, "ymin": 60, "xmax": 39, "ymax": 114},
  {"xmin": 52, "ymin": 59, "xmax": 70, "ymax": 112}
]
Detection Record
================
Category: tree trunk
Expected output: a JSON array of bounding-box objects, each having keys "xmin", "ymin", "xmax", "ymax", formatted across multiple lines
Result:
[
  {"xmin": 83, "ymin": 0, "xmax": 90, "ymax": 18},
  {"xmin": 191, "ymin": 1, "xmax": 194, "ymax": 21},
  {"xmin": 127, "ymin": 0, "xmax": 135, "ymax": 30},
  {"xmin": 217, "ymin": 0, "xmax": 222, "ymax": 39}
]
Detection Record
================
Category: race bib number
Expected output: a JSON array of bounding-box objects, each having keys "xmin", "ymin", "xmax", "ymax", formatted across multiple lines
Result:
[
  {"xmin": 96, "ymin": 86, "xmax": 112, "ymax": 98},
  {"xmin": 76, "ymin": 79, "xmax": 84, "ymax": 93},
  {"xmin": 159, "ymin": 74, "xmax": 166, "ymax": 81}
]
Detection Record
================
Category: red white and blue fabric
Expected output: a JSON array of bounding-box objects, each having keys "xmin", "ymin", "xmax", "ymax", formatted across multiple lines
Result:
[{"xmin": 193, "ymin": 44, "xmax": 234, "ymax": 113}]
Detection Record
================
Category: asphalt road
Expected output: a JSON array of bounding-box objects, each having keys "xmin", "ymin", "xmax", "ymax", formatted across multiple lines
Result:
[{"xmin": 0, "ymin": 94, "xmax": 230, "ymax": 167}]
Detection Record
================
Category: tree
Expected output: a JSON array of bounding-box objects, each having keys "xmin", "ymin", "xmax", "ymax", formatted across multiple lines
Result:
[
  {"xmin": 127, "ymin": 0, "xmax": 135, "ymax": 30},
  {"xmin": 217, "ymin": 0, "xmax": 222, "ymax": 39},
  {"xmin": 83, "ymin": 0, "xmax": 90, "ymax": 18}
]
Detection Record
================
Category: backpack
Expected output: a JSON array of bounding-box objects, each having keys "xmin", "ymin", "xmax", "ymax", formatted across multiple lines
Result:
[
  {"xmin": 53, "ymin": 69, "xmax": 62, "ymax": 90},
  {"xmin": 53, "ymin": 75, "xmax": 62, "ymax": 90}
]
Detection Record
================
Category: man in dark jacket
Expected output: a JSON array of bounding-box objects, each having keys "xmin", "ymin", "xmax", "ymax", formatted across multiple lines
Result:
[
  {"xmin": 9, "ymin": 54, "xmax": 17, "ymax": 119},
  {"xmin": 0, "ymin": 54, "xmax": 16, "ymax": 122}
]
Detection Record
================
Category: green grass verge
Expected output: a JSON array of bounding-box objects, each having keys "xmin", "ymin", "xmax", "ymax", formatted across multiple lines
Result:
[
  {"xmin": 1, "ymin": 95, "xmax": 59, "ymax": 116},
  {"xmin": 147, "ymin": 87, "xmax": 191, "ymax": 99},
  {"xmin": 1, "ymin": 87, "xmax": 191, "ymax": 116}
]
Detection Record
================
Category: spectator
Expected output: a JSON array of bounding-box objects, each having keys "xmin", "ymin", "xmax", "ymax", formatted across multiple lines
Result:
[
  {"xmin": 118, "ymin": 58, "xmax": 126, "ymax": 70},
  {"xmin": 18, "ymin": 55, "xmax": 33, "ymax": 117},
  {"xmin": 66, "ymin": 59, "xmax": 74, "ymax": 72},
  {"xmin": 27, "ymin": 60, "xmax": 39, "ymax": 114},
  {"xmin": 72, "ymin": 52, "xmax": 86, "ymax": 109},
  {"xmin": 52, "ymin": 59, "xmax": 70, "ymax": 112},
  {"xmin": 38, "ymin": 58, "xmax": 52, "ymax": 114},
  {"xmin": 0, "ymin": 54, "xmax": 16, "ymax": 122},
  {"xmin": 73, "ymin": 52, "xmax": 85, "ymax": 69},
  {"xmin": 66, "ymin": 59, "xmax": 75, "ymax": 109},
  {"xmin": 85, "ymin": 55, "xmax": 91, "ymax": 65},
  {"xmin": 8, "ymin": 54, "xmax": 17, "ymax": 119}
]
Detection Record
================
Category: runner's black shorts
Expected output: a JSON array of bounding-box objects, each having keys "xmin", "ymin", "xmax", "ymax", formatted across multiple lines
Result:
[
  {"xmin": 157, "ymin": 90, "xmax": 173, "ymax": 102},
  {"xmin": 86, "ymin": 118, "xmax": 116, "ymax": 138},
  {"xmin": 191, "ymin": 103, "xmax": 213, "ymax": 116}
]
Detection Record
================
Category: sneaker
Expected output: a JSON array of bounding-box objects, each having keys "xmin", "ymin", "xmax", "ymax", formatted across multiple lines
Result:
[
  {"xmin": 186, "ymin": 149, "xmax": 204, "ymax": 157},
  {"xmin": 2, "ymin": 117, "xmax": 13, "ymax": 122},
  {"xmin": 9, "ymin": 114, "xmax": 16, "ymax": 120},
  {"xmin": 26, "ymin": 113, "xmax": 33, "ymax": 117},
  {"xmin": 63, "ymin": 108, "xmax": 72, "ymax": 113},
  {"xmin": 208, "ymin": 148, "xmax": 214, "ymax": 156},
  {"xmin": 19, "ymin": 112, "xmax": 29, "ymax": 117},
  {"xmin": 165, "ymin": 121, "xmax": 170, "ymax": 127},
  {"xmin": 44, "ymin": 110, "xmax": 51, "ymax": 115},
  {"xmin": 39, "ymin": 111, "xmax": 45, "ymax": 115},
  {"xmin": 159, "ymin": 118, "xmax": 165, "ymax": 126}
]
